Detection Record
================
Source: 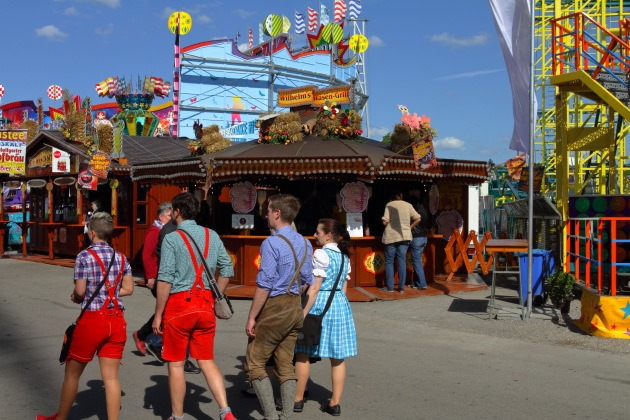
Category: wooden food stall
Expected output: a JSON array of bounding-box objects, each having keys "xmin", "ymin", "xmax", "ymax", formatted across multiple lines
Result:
[
  {"xmin": 200, "ymin": 135, "xmax": 490, "ymax": 289},
  {"xmin": 12, "ymin": 130, "xmax": 203, "ymax": 261}
]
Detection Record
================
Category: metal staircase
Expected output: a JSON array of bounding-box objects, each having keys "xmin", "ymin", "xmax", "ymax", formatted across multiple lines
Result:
[{"xmin": 549, "ymin": 11, "xmax": 630, "ymax": 221}]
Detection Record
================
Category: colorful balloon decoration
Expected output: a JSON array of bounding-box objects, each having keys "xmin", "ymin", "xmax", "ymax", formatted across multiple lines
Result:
[
  {"xmin": 47, "ymin": 85, "xmax": 63, "ymax": 100},
  {"xmin": 0, "ymin": 84, "xmax": 4, "ymax": 98},
  {"xmin": 168, "ymin": 11, "xmax": 193, "ymax": 35},
  {"xmin": 264, "ymin": 14, "xmax": 283, "ymax": 37},
  {"xmin": 349, "ymin": 34, "xmax": 369, "ymax": 53},
  {"xmin": 282, "ymin": 15, "xmax": 291, "ymax": 33},
  {"xmin": 322, "ymin": 23, "xmax": 344, "ymax": 44}
]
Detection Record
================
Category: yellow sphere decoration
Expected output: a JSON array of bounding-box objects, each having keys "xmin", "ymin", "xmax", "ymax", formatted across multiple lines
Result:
[
  {"xmin": 282, "ymin": 15, "xmax": 291, "ymax": 33},
  {"xmin": 168, "ymin": 11, "xmax": 193, "ymax": 35},
  {"xmin": 349, "ymin": 34, "xmax": 369, "ymax": 53},
  {"xmin": 322, "ymin": 23, "xmax": 343, "ymax": 44},
  {"xmin": 264, "ymin": 14, "xmax": 283, "ymax": 37}
]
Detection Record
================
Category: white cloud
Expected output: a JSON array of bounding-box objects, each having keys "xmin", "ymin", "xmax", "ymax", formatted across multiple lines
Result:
[
  {"xmin": 430, "ymin": 32, "xmax": 488, "ymax": 47},
  {"xmin": 35, "ymin": 25, "xmax": 68, "ymax": 41},
  {"xmin": 233, "ymin": 9, "xmax": 256, "ymax": 19},
  {"xmin": 95, "ymin": 23, "xmax": 114, "ymax": 36},
  {"xmin": 434, "ymin": 136, "xmax": 465, "ymax": 150},
  {"xmin": 435, "ymin": 69, "xmax": 502, "ymax": 81},
  {"xmin": 64, "ymin": 7, "xmax": 79, "ymax": 16},
  {"xmin": 80, "ymin": 0, "xmax": 120, "ymax": 8},
  {"xmin": 369, "ymin": 126, "xmax": 391, "ymax": 140},
  {"xmin": 369, "ymin": 35, "xmax": 385, "ymax": 47},
  {"xmin": 197, "ymin": 15, "xmax": 212, "ymax": 24}
]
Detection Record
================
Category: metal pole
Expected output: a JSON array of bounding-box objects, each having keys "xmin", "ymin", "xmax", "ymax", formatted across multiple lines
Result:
[
  {"xmin": 526, "ymin": 0, "xmax": 536, "ymax": 319},
  {"xmin": 172, "ymin": 13, "xmax": 181, "ymax": 137}
]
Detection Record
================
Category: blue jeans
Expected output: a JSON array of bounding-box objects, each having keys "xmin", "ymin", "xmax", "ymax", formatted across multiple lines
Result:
[
  {"xmin": 410, "ymin": 237, "xmax": 428, "ymax": 288},
  {"xmin": 384, "ymin": 241, "xmax": 410, "ymax": 291}
]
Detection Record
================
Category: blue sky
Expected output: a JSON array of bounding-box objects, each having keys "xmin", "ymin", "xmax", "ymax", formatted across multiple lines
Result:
[{"xmin": 0, "ymin": 0, "xmax": 517, "ymax": 164}]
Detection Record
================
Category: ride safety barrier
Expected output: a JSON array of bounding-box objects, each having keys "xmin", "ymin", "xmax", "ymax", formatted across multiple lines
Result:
[
  {"xmin": 565, "ymin": 216, "xmax": 630, "ymax": 296},
  {"xmin": 551, "ymin": 12, "xmax": 630, "ymax": 79}
]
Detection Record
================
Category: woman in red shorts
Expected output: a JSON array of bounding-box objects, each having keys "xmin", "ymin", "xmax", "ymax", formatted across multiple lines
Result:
[{"xmin": 37, "ymin": 212, "xmax": 134, "ymax": 420}]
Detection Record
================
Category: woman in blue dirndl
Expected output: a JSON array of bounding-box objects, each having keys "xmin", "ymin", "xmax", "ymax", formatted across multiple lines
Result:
[{"xmin": 294, "ymin": 218, "xmax": 357, "ymax": 416}]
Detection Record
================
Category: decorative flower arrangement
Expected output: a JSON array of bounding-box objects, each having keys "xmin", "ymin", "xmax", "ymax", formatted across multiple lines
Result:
[
  {"xmin": 188, "ymin": 139, "xmax": 203, "ymax": 155},
  {"xmin": 398, "ymin": 104, "xmax": 438, "ymax": 141},
  {"xmin": 257, "ymin": 112, "xmax": 304, "ymax": 145},
  {"xmin": 258, "ymin": 128, "xmax": 293, "ymax": 145},
  {"xmin": 389, "ymin": 105, "xmax": 438, "ymax": 155},
  {"xmin": 312, "ymin": 102, "xmax": 363, "ymax": 141}
]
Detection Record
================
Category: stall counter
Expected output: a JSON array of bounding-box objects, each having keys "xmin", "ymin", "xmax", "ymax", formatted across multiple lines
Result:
[{"xmin": 221, "ymin": 234, "xmax": 444, "ymax": 288}]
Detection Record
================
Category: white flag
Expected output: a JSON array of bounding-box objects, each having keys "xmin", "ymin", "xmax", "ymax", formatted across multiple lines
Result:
[
  {"xmin": 489, "ymin": 0, "xmax": 537, "ymax": 154},
  {"xmin": 320, "ymin": 4, "xmax": 330, "ymax": 25}
]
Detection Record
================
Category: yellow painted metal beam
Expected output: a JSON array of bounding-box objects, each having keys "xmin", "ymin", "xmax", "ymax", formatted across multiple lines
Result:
[
  {"xmin": 567, "ymin": 126, "xmax": 614, "ymax": 150},
  {"xmin": 550, "ymin": 71, "xmax": 630, "ymax": 122}
]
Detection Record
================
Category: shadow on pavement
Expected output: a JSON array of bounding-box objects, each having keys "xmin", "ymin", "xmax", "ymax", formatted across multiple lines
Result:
[{"xmin": 143, "ymin": 374, "xmax": 213, "ymax": 420}]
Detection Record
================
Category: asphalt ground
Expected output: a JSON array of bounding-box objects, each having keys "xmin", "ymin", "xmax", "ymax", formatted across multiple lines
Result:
[{"xmin": 3, "ymin": 258, "xmax": 630, "ymax": 419}]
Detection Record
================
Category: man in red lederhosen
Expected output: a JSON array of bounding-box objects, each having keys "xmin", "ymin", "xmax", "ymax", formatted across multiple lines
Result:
[{"xmin": 153, "ymin": 192, "xmax": 236, "ymax": 420}]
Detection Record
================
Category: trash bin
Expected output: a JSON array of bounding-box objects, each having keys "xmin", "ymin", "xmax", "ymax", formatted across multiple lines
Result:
[{"xmin": 516, "ymin": 249, "xmax": 555, "ymax": 306}]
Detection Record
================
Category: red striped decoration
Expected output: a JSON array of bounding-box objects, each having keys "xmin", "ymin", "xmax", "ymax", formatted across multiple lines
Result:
[
  {"xmin": 307, "ymin": 7, "xmax": 318, "ymax": 32},
  {"xmin": 334, "ymin": 0, "xmax": 347, "ymax": 23}
]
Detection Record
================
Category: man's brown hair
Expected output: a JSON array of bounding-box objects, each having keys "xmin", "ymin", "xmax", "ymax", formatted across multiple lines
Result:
[{"xmin": 268, "ymin": 194, "xmax": 301, "ymax": 223}]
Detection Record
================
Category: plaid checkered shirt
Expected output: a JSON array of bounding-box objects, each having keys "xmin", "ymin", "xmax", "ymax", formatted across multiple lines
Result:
[{"xmin": 74, "ymin": 242, "xmax": 132, "ymax": 311}]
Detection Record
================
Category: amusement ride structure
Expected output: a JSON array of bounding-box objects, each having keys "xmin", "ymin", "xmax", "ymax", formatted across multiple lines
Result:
[
  {"xmin": 176, "ymin": 13, "xmax": 370, "ymax": 141},
  {"xmin": 504, "ymin": 0, "xmax": 630, "ymax": 338},
  {"xmin": 533, "ymin": 1, "xmax": 630, "ymax": 204}
]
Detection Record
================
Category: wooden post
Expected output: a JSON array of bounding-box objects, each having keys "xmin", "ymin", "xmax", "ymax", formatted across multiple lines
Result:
[{"xmin": 46, "ymin": 181, "xmax": 54, "ymax": 223}]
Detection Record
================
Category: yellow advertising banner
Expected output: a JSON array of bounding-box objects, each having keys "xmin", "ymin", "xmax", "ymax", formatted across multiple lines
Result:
[
  {"xmin": 0, "ymin": 130, "xmax": 27, "ymax": 175},
  {"xmin": 277, "ymin": 85, "xmax": 351, "ymax": 107},
  {"xmin": 277, "ymin": 87, "xmax": 315, "ymax": 107},
  {"xmin": 88, "ymin": 150, "xmax": 111, "ymax": 179},
  {"xmin": 313, "ymin": 86, "xmax": 350, "ymax": 106}
]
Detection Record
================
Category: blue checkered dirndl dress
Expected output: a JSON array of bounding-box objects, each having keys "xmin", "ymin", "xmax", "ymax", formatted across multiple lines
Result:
[{"xmin": 295, "ymin": 247, "xmax": 358, "ymax": 359}]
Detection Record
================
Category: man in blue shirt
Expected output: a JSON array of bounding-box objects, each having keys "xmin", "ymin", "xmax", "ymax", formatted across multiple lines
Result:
[{"xmin": 245, "ymin": 194, "xmax": 313, "ymax": 420}]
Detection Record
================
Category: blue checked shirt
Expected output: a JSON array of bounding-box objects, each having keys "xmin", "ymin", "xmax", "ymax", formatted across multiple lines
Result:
[
  {"xmin": 74, "ymin": 242, "xmax": 132, "ymax": 311},
  {"xmin": 257, "ymin": 225, "xmax": 313, "ymax": 297},
  {"xmin": 158, "ymin": 220, "xmax": 234, "ymax": 293}
]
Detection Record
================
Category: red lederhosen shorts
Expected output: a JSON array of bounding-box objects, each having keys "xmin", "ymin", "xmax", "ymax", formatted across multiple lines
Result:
[
  {"xmin": 68, "ymin": 308, "xmax": 126, "ymax": 362},
  {"xmin": 161, "ymin": 288, "xmax": 216, "ymax": 362}
]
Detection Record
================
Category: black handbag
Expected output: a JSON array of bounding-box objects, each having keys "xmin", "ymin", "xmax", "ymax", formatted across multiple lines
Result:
[
  {"xmin": 179, "ymin": 229, "xmax": 234, "ymax": 320},
  {"xmin": 298, "ymin": 255, "xmax": 345, "ymax": 347},
  {"xmin": 59, "ymin": 254, "xmax": 116, "ymax": 364}
]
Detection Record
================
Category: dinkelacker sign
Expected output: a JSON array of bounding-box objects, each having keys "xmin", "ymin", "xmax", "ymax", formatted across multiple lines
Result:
[{"xmin": 277, "ymin": 85, "xmax": 351, "ymax": 107}]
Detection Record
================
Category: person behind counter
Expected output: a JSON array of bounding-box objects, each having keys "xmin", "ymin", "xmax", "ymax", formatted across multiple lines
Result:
[
  {"xmin": 381, "ymin": 191, "xmax": 421, "ymax": 293},
  {"xmin": 83, "ymin": 200, "xmax": 102, "ymax": 247},
  {"xmin": 409, "ymin": 197, "xmax": 430, "ymax": 289}
]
